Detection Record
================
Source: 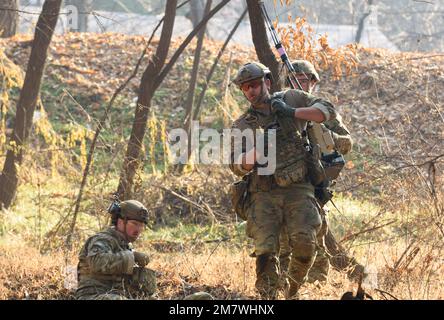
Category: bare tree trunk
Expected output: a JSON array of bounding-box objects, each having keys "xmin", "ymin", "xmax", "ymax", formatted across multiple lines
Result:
[
  {"xmin": 0, "ymin": 0, "xmax": 62, "ymax": 209},
  {"xmin": 174, "ymin": 0, "xmax": 211, "ymax": 172},
  {"xmin": 65, "ymin": 1, "xmax": 194, "ymax": 250},
  {"xmin": 246, "ymin": 0, "xmax": 281, "ymax": 93},
  {"xmin": 183, "ymin": 0, "xmax": 212, "ymax": 131},
  {"xmin": 117, "ymin": 0, "xmax": 230, "ymax": 200},
  {"xmin": 186, "ymin": 0, "xmax": 204, "ymax": 28},
  {"xmin": 116, "ymin": 0, "xmax": 178, "ymax": 200},
  {"xmin": 355, "ymin": 0, "xmax": 375, "ymax": 43},
  {"xmin": 0, "ymin": 0, "xmax": 19, "ymax": 38},
  {"xmin": 65, "ymin": 0, "xmax": 90, "ymax": 32},
  {"xmin": 192, "ymin": 7, "xmax": 248, "ymax": 123}
]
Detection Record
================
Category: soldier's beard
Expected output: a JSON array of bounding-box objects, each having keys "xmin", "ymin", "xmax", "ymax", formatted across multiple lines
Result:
[
  {"xmin": 124, "ymin": 232, "xmax": 134, "ymax": 242},
  {"xmin": 126, "ymin": 230, "xmax": 140, "ymax": 243},
  {"xmin": 246, "ymin": 83, "xmax": 270, "ymax": 107},
  {"xmin": 120, "ymin": 223, "xmax": 139, "ymax": 243}
]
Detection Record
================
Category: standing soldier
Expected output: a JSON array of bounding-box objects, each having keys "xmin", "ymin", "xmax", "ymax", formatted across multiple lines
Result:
[
  {"xmin": 278, "ymin": 60, "xmax": 365, "ymax": 287},
  {"xmin": 229, "ymin": 61, "xmax": 338, "ymax": 299}
]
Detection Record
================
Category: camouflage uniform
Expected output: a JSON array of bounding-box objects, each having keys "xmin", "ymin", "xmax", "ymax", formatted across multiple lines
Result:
[
  {"xmin": 279, "ymin": 115, "xmax": 355, "ymax": 283},
  {"xmin": 230, "ymin": 66, "xmax": 337, "ymax": 299},
  {"xmin": 75, "ymin": 226, "xmax": 157, "ymax": 300},
  {"xmin": 278, "ymin": 60, "xmax": 364, "ymax": 285},
  {"xmin": 76, "ymin": 199, "xmax": 214, "ymax": 301}
]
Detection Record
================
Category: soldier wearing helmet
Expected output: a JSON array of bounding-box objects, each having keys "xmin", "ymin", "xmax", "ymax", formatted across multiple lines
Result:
[
  {"xmin": 229, "ymin": 61, "xmax": 339, "ymax": 299},
  {"xmin": 75, "ymin": 199, "xmax": 214, "ymax": 300},
  {"xmin": 75, "ymin": 199, "xmax": 155, "ymax": 300},
  {"xmin": 278, "ymin": 60, "xmax": 364, "ymax": 289}
]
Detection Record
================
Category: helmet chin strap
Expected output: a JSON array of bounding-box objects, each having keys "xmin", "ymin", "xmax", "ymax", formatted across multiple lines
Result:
[{"xmin": 122, "ymin": 217, "xmax": 131, "ymax": 242}]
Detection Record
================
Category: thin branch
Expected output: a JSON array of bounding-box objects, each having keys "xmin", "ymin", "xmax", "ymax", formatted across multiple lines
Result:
[
  {"xmin": 155, "ymin": 0, "xmax": 230, "ymax": 89},
  {"xmin": 65, "ymin": 1, "xmax": 193, "ymax": 250},
  {"xmin": 339, "ymin": 220, "xmax": 397, "ymax": 243},
  {"xmin": 374, "ymin": 288, "xmax": 399, "ymax": 300},
  {"xmin": 152, "ymin": 183, "xmax": 221, "ymax": 219},
  {"xmin": 339, "ymin": 153, "xmax": 444, "ymax": 192},
  {"xmin": 192, "ymin": 7, "xmax": 248, "ymax": 121}
]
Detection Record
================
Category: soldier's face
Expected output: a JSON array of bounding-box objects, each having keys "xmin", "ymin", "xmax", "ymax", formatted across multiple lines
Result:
[
  {"xmin": 241, "ymin": 78, "xmax": 270, "ymax": 104},
  {"xmin": 295, "ymin": 74, "xmax": 316, "ymax": 93},
  {"xmin": 117, "ymin": 219, "xmax": 145, "ymax": 242}
]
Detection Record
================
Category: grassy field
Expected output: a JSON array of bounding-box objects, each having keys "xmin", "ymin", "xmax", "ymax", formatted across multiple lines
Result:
[{"xmin": 0, "ymin": 170, "xmax": 442, "ymax": 300}]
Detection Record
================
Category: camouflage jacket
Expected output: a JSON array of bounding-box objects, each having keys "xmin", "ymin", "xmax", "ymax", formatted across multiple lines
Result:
[
  {"xmin": 229, "ymin": 89, "xmax": 337, "ymax": 194},
  {"xmin": 75, "ymin": 227, "xmax": 136, "ymax": 298}
]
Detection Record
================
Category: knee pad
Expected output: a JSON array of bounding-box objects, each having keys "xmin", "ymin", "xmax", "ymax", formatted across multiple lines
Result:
[{"xmin": 290, "ymin": 231, "xmax": 317, "ymax": 261}]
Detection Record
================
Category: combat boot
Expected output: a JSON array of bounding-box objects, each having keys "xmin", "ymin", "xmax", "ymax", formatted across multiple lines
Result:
[
  {"xmin": 255, "ymin": 253, "xmax": 280, "ymax": 299},
  {"xmin": 306, "ymin": 250, "xmax": 330, "ymax": 283}
]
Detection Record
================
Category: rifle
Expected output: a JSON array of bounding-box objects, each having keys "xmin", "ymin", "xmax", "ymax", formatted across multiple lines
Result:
[{"xmin": 258, "ymin": 1, "xmax": 304, "ymax": 91}]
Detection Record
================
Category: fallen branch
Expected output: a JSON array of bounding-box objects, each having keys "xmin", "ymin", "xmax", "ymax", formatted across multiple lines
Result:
[
  {"xmin": 340, "ymin": 220, "xmax": 397, "ymax": 243},
  {"xmin": 152, "ymin": 183, "xmax": 221, "ymax": 221},
  {"xmin": 374, "ymin": 288, "xmax": 399, "ymax": 300}
]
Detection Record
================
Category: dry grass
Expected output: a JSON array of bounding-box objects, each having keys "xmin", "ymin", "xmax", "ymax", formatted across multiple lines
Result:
[
  {"xmin": 0, "ymin": 241, "xmax": 74, "ymax": 300},
  {"xmin": 1, "ymin": 235, "xmax": 442, "ymax": 300}
]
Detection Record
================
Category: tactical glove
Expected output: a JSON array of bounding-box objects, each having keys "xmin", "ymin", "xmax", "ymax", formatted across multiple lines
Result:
[
  {"xmin": 133, "ymin": 251, "xmax": 150, "ymax": 267},
  {"xmin": 271, "ymin": 98, "xmax": 296, "ymax": 118}
]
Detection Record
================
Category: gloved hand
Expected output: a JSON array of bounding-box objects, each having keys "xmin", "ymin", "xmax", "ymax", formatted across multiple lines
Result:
[
  {"xmin": 271, "ymin": 98, "xmax": 296, "ymax": 118},
  {"xmin": 133, "ymin": 251, "xmax": 150, "ymax": 267}
]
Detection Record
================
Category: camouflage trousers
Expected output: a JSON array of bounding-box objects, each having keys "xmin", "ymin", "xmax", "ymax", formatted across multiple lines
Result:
[
  {"xmin": 245, "ymin": 187, "xmax": 322, "ymax": 299},
  {"xmin": 279, "ymin": 211, "xmax": 365, "ymax": 284},
  {"xmin": 75, "ymin": 267, "xmax": 157, "ymax": 300}
]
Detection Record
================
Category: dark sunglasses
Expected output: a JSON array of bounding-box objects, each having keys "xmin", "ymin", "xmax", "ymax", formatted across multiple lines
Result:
[{"xmin": 240, "ymin": 79, "xmax": 263, "ymax": 91}]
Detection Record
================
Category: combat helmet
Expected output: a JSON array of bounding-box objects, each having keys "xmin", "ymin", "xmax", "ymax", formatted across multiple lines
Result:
[
  {"xmin": 108, "ymin": 199, "xmax": 149, "ymax": 224},
  {"xmin": 232, "ymin": 62, "xmax": 271, "ymax": 86},
  {"xmin": 291, "ymin": 60, "xmax": 320, "ymax": 82}
]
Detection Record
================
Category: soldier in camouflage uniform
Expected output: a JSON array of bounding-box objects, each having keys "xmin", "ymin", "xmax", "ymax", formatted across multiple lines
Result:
[
  {"xmin": 229, "ymin": 62, "xmax": 338, "ymax": 299},
  {"xmin": 76, "ymin": 199, "xmax": 214, "ymax": 300},
  {"xmin": 278, "ymin": 60, "xmax": 365, "ymax": 286},
  {"xmin": 75, "ymin": 199, "xmax": 156, "ymax": 300}
]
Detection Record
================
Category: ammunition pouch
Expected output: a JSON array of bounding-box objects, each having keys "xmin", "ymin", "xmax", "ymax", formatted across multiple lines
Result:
[
  {"xmin": 231, "ymin": 175, "xmax": 251, "ymax": 220},
  {"xmin": 305, "ymin": 144, "xmax": 326, "ymax": 186},
  {"xmin": 321, "ymin": 152, "xmax": 345, "ymax": 181},
  {"xmin": 274, "ymin": 158, "xmax": 307, "ymax": 187},
  {"xmin": 312, "ymin": 152, "xmax": 345, "ymax": 205}
]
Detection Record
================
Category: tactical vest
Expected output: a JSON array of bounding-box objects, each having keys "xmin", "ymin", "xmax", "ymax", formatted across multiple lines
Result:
[{"xmin": 246, "ymin": 105, "xmax": 308, "ymax": 191}]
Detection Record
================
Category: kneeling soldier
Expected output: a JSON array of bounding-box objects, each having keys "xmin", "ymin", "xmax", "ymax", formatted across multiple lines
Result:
[{"xmin": 76, "ymin": 199, "xmax": 155, "ymax": 300}]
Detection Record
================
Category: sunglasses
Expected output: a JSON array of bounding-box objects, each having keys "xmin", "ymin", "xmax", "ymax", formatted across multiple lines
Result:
[{"xmin": 240, "ymin": 79, "xmax": 263, "ymax": 91}]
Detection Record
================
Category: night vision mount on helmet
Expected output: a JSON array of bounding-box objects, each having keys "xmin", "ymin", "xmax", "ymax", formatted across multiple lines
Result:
[{"xmin": 108, "ymin": 197, "xmax": 149, "ymax": 224}]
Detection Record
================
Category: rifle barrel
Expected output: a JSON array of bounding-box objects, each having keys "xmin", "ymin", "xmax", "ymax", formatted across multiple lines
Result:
[{"xmin": 259, "ymin": 1, "xmax": 303, "ymax": 90}]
